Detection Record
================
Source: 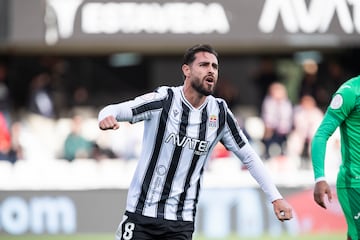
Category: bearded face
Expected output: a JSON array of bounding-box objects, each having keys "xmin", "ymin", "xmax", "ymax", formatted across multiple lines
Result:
[
  {"xmin": 185, "ymin": 52, "xmax": 218, "ymax": 96},
  {"xmin": 190, "ymin": 75, "xmax": 215, "ymax": 96}
]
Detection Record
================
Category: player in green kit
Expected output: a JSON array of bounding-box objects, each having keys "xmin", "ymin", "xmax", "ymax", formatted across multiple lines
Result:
[{"xmin": 311, "ymin": 75, "xmax": 360, "ymax": 240}]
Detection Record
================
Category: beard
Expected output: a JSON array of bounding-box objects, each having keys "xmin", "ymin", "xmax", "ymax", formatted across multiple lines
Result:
[{"xmin": 191, "ymin": 78, "xmax": 215, "ymax": 96}]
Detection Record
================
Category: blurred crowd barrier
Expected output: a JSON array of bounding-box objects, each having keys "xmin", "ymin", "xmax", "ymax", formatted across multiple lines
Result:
[{"xmin": 0, "ymin": 107, "xmax": 342, "ymax": 190}]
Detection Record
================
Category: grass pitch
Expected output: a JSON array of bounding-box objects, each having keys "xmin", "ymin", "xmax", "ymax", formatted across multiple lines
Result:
[{"xmin": 0, "ymin": 232, "xmax": 345, "ymax": 240}]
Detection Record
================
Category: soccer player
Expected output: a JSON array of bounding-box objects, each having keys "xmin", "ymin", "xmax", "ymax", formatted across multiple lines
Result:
[
  {"xmin": 311, "ymin": 75, "xmax": 360, "ymax": 240},
  {"xmin": 98, "ymin": 44, "xmax": 293, "ymax": 240}
]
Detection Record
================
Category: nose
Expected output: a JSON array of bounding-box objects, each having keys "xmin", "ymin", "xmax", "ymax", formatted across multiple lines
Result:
[
  {"xmin": 209, "ymin": 63, "xmax": 218, "ymax": 74},
  {"xmin": 208, "ymin": 66, "xmax": 216, "ymax": 74}
]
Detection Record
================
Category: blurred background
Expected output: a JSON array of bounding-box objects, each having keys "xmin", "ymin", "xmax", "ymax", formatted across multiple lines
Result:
[{"xmin": 0, "ymin": 0, "xmax": 358, "ymax": 238}]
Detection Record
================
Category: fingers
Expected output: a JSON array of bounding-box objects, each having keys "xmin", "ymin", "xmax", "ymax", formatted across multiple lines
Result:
[
  {"xmin": 273, "ymin": 199, "xmax": 293, "ymax": 222},
  {"xmin": 277, "ymin": 208, "xmax": 293, "ymax": 222},
  {"xmin": 327, "ymin": 190, "xmax": 333, "ymax": 203},
  {"xmin": 313, "ymin": 181, "xmax": 332, "ymax": 209},
  {"xmin": 99, "ymin": 116, "xmax": 120, "ymax": 130},
  {"xmin": 314, "ymin": 193, "xmax": 327, "ymax": 209},
  {"xmin": 314, "ymin": 192, "xmax": 332, "ymax": 209}
]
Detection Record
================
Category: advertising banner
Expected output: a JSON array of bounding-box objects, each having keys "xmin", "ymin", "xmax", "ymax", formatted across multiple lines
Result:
[
  {"xmin": 6, "ymin": 0, "xmax": 360, "ymax": 53},
  {"xmin": 0, "ymin": 187, "xmax": 346, "ymax": 238}
]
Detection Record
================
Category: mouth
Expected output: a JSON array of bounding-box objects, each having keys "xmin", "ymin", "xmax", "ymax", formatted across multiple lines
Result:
[{"xmin": 205, "ymin": 76, "xmax": 215, "ymax": 85}]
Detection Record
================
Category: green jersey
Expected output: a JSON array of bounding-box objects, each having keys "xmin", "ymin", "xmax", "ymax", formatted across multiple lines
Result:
[{"xmin": 311, "ymin": 75, "xmax": 360, "ymax": 188}]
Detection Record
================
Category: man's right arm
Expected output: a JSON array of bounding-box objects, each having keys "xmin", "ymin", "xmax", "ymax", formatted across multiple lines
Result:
[
  {"xmin": 98, "ymin": 101, "xmax": 134, "ymax": 130},
  {"xmin": 97, "ymin": 87, "xmax": 168, "ymax": 131},
  {"xmin": 98, "ymin": 115, "xmax": 120, "ymax": 130}
]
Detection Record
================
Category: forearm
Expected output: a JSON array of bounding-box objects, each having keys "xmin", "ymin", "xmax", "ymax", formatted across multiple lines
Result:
[
  {"xmin": 311, "ymin": 113, "xmax": 340, "ymax": 180},
  {"xmin": 98, "ymin": 101, "xmax": 133, "ymax": 122},
  {"xmin": 311, "ymin": 133, "xmax": 328, "ymax": 180},
  {"xmin": 240, "ymin": 145, "xmax": 283, "ymax": 202}
]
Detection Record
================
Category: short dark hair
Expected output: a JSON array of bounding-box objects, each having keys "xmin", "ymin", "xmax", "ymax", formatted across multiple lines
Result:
[{"xmin": 183, "ymin": 44, "xmax": 218, "ymax": 65}]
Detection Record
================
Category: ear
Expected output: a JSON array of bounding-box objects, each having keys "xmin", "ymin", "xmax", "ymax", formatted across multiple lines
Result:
[{"xmin": 182, "ymin": 64, "xmax": 190, "ymax": 78}]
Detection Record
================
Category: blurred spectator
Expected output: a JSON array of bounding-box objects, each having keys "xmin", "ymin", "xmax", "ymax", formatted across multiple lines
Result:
[
  {"xmin": 261, "ymin": 82, "xmax": 293, "ymax": 160},
  {"xmin": 298, "ymin": 59, "xmax": 328, "ymax": 111},
  {"xmin": 0, "ymin": 62, "xmax": 11, "ymax": 125},
  {"xmin": 63, "ymin": 115, "xmax": 95, "ymax": 161},
  {"xmin": 326, "ymin": 60, "xmax": 348, "ymax": 95},
  {"xmin": 48, "ymin": 57, "xmax": 69, "ymax": 114},
  {"xmin": 15, "ymin": 116, "xmax": 56, "ymax": 162},
  {"xmin": 0, "ymin": 112, "xmax": 14, "ymax": 163},
  {"xmin": 72, "ymin": 86, "xmax": 90, "ymax": 107},
  {"xmin": 9, "ymin": 120, "xmax": 24, "ymax": 161},
  {"xmin": 28, "ymin": 72, "xmax": 56, "ymax": 118},
  {"xmin": 253, "ymin": 58, "xmax": 280, "ymax": 110},
  {"xmin": 287, "ymin": 95, "xmax": 324, "ymax": 169},
  {"xmin": 68, "ymin": 85, "xmax": 95, "ymax": 118},
  {"xmin": 63, "ymin": 114, "xmax": 115, "ymax": 161},
  {"xmin": 99, "ymin": 122, "xmax": 143, "ymax": 161}
]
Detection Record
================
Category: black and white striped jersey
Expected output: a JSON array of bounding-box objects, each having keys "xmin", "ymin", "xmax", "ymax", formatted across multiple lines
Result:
[{"xmin": 98, "ymin": 86, "xmax": 282, "ymax": 222}]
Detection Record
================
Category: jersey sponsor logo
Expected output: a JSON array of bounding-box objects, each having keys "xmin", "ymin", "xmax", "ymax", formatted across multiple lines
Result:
[
  {"xmin": 165, "ymin": 133, "xmax": 209, "ymax": 155},
  {"xmin": 173, "ymin": 109, "xmax": 179, "ymax": 117},
  {"xmin": 330, "ymin": 94, "xmax": 343, "ymax": 109},
  {"xmin": 209, "ymin": 115, "xmax": 217, "ymax": 128}
]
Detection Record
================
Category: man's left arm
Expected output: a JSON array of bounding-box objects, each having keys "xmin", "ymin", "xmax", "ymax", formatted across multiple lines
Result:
[{"xmin": 220, "ymin": 111, "xmax": 293, "ymax": 221}]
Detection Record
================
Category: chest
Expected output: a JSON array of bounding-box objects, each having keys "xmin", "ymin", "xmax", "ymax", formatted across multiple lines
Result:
[{"xmin": 163, "ymin": 101, "xmax": 222, "ymax": 140}]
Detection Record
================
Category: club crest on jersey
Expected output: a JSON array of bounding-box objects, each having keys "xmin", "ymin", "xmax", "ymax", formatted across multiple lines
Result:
[
  {"xmin": 330, "ymin": 94, "xmax": 343, "ymax": 109},
  {"xmin": 209, "ymin": 115, "xmax": 217, "ymax": 128}
]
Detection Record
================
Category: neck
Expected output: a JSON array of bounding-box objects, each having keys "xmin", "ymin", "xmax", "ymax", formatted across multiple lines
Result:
[{"xmin": 182, "ymin": 84, "xmax": 207, "ymax": 109}]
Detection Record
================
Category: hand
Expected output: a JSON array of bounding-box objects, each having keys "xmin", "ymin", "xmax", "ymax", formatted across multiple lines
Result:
[
  {"xmin": 272, "ymin": 199, "xmax": 293, "ymax": 222},
  {"xmin": 313, "ymin": 180, "xmax": 332, "ymax": 209},
  {"xmin": 99, "ymin": 116, "xmax": 120, "ymax": 130}
]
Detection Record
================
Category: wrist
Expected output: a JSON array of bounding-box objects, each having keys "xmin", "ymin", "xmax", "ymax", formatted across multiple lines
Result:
[
  {"xmin": 315, "ymin": 176, "xmax": 326, "ymax": 183},
  {"xmin": 272, "ymin": 198, "xmax": 283, "ymax": 204}
]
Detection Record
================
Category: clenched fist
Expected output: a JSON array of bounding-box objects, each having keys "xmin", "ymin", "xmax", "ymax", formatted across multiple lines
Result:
[{"xmin": 99, "ymin": 116, "xmax": 120, "ymax": 130}]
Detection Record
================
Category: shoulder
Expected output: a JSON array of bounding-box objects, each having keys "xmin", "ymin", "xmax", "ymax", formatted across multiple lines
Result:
[
  {"xmin": 154, "ymin": 85, "xmax": 182, "ymax": 97},
  {"xmin": 154, "ymin": 86, "xmax": 170, "ymax": 95},
  {"xmin": 335, "ymin": 76, "xmax": 360, "ymax": 99},
  {"xmin": 208, "ymin": 96, "xmax": 233, "ymax": 117},
  {"xmin": 337, "ymin": 76, "xmax": 360, "ymax": 95},
  {"xmin": 137, "ymin": 86, "xmax": 172, "ymax": 102},
  {"xmin": 328, "ymin": 77, "xmax": 360, "ymax": 111},
  {"xmin": 210, "ymin": 95, "xmax": 228, "ymax": 108}
]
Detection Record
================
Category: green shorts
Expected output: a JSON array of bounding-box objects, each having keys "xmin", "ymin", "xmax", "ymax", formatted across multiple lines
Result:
[{"xmin": 337, "ymin": 187, "xmax": 360, "ymax": 240}]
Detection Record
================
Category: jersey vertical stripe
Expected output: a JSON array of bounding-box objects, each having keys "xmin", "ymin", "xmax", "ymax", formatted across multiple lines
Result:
[
  {"xmin": 217, "ymin": 101, "xmax": 226, "ymax": 147},
  {"xmin": 157, "ymin": 102, "xmax": 190, "ymax": 218},
  {"xmin": 226, "ymin": 110, "xmax": 245, "ymax": 148},
  {"xmin": 176, "ymin": 105, "xmax": 208, "ymax": 220},
  {"xmin": 135, "ymin": 89, "xmax": 174, "ymax": 214}
]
